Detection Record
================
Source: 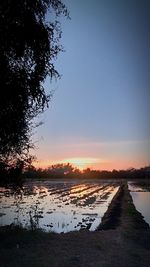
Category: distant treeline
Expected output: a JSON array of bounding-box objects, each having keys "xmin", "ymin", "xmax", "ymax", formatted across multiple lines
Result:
[
  {"xmin": 22, "ymin": 163, "xmax": 150, "ymax": 180},
  {"xmin": 1, "ymin": 161, "xmax": 150, "ymax": 182}
]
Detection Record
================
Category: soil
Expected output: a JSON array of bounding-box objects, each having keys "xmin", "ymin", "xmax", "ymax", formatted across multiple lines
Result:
[{"xmin": 0, "ymin": 182, "xmax": 150, "ymax": 267}]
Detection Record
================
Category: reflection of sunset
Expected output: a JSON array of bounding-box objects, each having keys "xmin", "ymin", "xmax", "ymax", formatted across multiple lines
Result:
[{"xmin": 70, "ymin": 184, "xmax": 87, "ymax": 195}]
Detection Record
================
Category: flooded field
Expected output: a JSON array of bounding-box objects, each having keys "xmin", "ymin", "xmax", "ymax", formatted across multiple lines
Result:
[
  {"xmin": 128, "ymin": 180, "xmax": 150, "ymax": 226},
  {"xmin": 0, "ymin": 179, "xmax": 119, "ymax": 233}
]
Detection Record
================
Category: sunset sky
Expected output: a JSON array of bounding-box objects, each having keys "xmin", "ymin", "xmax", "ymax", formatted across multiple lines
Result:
[{"xmin": 33, "ymin": 0, "xmax": 150, "ymax": 170}]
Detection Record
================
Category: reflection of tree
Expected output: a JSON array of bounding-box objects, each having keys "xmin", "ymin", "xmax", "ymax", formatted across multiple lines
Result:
[
  {"xmin": 7, "ymin": 186, "xmax": 42, "ymax": 230},
  {"xmin": 13, "ymin": 187, "xmax": 24, "ymax": 226},
  {"xmin": 131, "ymin": 181, "xmax": 150, "ymax": 192},
  {"xmin": 29, "ymin": 205, "xmax": 40, "ymax": 231}
]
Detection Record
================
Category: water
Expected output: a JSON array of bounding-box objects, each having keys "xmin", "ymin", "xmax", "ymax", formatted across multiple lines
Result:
[
  {"xmin": 128, "ymin": 180, "xmax": 150, "ymax": 226},
  {"xmin": 0, "ymin": 179, "xmax": 119, "ymax": 233}
]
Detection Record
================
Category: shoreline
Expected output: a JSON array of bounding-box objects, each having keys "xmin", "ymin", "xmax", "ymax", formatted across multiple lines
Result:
[{"xmin": 98, "ymin": 183, "xmax": 149, "ymax": 230}]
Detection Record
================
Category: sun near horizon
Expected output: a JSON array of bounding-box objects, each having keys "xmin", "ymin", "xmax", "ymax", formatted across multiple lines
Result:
[
  {"xmin": 33, "ymin": 157, "xmax": 101, "ymax": 171},
  {"xmin": 60, "ymin": 157, "xmax": 101, "ymax": 170},
  {"xmin": 32, "ymin": 156, "xmax": 148, "ymax": 172}
]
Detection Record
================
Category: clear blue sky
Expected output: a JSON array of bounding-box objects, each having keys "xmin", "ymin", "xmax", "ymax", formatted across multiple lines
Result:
[{"xmin": 33, "ymin": 0, "xmax": 150, "ymax": 170}]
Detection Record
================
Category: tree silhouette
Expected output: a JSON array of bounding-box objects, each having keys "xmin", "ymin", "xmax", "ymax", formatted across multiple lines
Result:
[
  {"xmin": 0, "ymin": 0, "xmax": 68, "ymax": 167},
  {"xmin": 49, "ymin": 163, "xmax": 75, "ymax": 175}
]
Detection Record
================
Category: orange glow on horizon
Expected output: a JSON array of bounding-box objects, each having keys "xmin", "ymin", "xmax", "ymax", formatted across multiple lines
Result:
[
  {"xmin": 33, "ymin": 157, "xmax": 106, "ymax": 170},
  {"xmin": 60, "ymin": 157, "xmax": 101, "ymax": 170},
  {"xmin": 32, "ymin": 157, "xmax": 148, "ymax": 171},
  {"xmin": 33, "ymin": 157, "xmax": 119, "ymax": 171}
]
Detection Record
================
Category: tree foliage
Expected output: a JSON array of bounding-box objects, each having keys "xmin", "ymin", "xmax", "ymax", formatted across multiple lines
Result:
[
  {"xmin": 23, "ymin": 165, "xmax": 150, "ymax": 180},
  {"xmin": 0, "ymin": 0, "xmax": 68, "ymax": 165}
]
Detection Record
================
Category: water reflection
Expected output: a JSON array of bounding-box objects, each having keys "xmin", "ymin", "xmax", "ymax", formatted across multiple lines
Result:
[
  {"xmin": 129, "ymin": 180, "xmax": 150, "ymax": 226},
  {"xmin": 0, "ymin": 180, "xmax": 119, "ymax": 233}
]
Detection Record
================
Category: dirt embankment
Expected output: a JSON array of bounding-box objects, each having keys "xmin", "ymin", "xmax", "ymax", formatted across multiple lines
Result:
[
  {"xmin": 97, "ymin": 184, "xmax": 124, "ymax": 230},
  {"xmin": 98, "ymin": 183, "xmax": 149, "ymax": 230},
  {"xmin": 0, "ymin": 182, "xmax": 150, "ymax": 267}
]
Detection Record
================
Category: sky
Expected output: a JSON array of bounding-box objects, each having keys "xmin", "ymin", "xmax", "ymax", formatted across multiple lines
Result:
[{"xmin": 33, "ymin": 0, "xmax": 150, "ymax": 170}]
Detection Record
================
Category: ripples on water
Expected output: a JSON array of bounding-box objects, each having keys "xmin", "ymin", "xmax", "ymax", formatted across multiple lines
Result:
[{"xmin": 0, "ymin": 180, "xmax": 119, "ymax": 233}]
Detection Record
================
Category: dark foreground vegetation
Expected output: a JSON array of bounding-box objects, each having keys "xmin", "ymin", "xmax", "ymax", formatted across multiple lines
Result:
[{"xmin": 0, "ymin": 0, "xmax": 68, "ymax": 173}]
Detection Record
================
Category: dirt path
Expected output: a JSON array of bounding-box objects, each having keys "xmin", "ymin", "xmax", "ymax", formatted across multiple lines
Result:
[{"xmin": 0, "ymin": 183, "xmax": 150, "ymax": 267}]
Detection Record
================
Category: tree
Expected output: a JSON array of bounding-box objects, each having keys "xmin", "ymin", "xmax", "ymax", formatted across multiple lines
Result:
[
  {"xmin": 0, "ymin": 0, "xmax": 68, "ymax": 168},
  {"xmin": 48, "ymin": 163, "xmax": 75, "ymax": 175}
]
